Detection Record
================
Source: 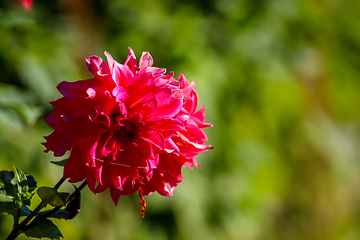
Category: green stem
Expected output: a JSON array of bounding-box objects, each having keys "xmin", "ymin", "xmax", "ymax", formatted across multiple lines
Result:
[
  {"xmin": 54, "ymin": 178, "xmax": 66, "ymax": 190},
  {"xmin": 13, "ymin": 202, "xmax": 22, "ymax": 229}
]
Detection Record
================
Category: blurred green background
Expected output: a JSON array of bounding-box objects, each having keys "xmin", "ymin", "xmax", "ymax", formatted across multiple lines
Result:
[{"xmin": 1, "ymin": 0, "xmax": 360, "ymax": 239}]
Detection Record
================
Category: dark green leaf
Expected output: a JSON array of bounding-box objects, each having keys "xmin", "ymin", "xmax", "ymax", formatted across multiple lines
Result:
[
  {"xmin": 0, "ymin": 171, "xmax": 16, "ymax": 198},
  {"xmin": 0, "ymin": 171, "xmax": 14, "ymax": 185},
  {"xmin": 37, "ymin": 209, "xmax": 72, "ymax": 220},
  {"xmin": 3, "ymin": 178, "xmax": 18, "ymax": 200},
  {"xmin": 26, "ymin": 174, "xmax": 37, "ymax": 193},
  {"xmin": 0, "ymin": 201, "xmax": 30, "ymax": 217},
  {"xmin": 56, "ymin": 192, "xmax": 70, "ymax": 203},
  {"xmin": 23, "ymin": 197, "xmax": 31, "ymax": 206},
  {"xmin": 25, "ymin": 219, "xmax": 63, "ymax": 239},
  {"xmin": 50, "ymin": 159, "xmax": 69, "ymax": 167},
  {"xmin": 63, "ymin": 191, "xmax": 81, "ymax": 220},
  {"xmin": 0, "ymin": 202, "xmax": 16, "ymax": 216}
]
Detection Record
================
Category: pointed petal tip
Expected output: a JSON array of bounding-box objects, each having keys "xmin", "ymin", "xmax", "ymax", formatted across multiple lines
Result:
[
  {"xmin": 110, "ymin": 187, "xmax": 122, "ymax": 205},
  {"xmin": 104, "ymin": 51, "xmax": 111, "ymax": 58}
]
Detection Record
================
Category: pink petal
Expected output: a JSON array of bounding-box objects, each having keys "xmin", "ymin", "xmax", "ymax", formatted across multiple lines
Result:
[
  {"xmin": 156, "ymin": 97, "xmax": 183, "ymax": 118},
  {"xmin": 139, "ymin": 52, "xmax": 153, "ymax": 72},
  {"xmin": 112, "ymin": 86, "xmax": 129, "ymax": 102},
  {"xmin": 57, "ymin": 79, "xmax": 101, "ymax": 103},
  {"xmin": 104, "ymin": 51, "xmax": 115, "ymax": 73},
  {"xmin": 126, "ymin": 73, "xmax": 155, "ymax": 108},
  {"xmin": 124, "ymin": 47, "xmax": 138, "ymax": 74},
  {"xmin": 86, "ymin": 55, "xmax": 110, "ymax": 76},
  {"xmin": 112, "ymin": 62, "xmax": 134, "ymax": 87}
]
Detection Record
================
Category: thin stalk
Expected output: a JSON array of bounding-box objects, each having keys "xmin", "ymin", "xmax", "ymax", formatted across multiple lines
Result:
[
  {"xmin": 54, "ymin": 178, "xmax": 66, "ymax": 190},
  {"xmin": 13, "ymin": 202, "xmax": 22, "ymax": 228}
]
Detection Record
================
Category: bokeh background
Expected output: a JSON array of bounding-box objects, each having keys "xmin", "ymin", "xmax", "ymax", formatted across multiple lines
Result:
[{"xmin": 1, "ymin": 0, "xmax": 360, "ymax": 239}]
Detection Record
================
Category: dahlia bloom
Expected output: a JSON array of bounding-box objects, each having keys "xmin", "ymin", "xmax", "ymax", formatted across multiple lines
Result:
[{"xmin": 43, "ymin": 48, "xmax": 212, "ymax": 216}]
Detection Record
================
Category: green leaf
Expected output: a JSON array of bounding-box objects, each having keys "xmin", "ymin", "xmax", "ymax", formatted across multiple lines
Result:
[
  {"xmin": 14, "ymin": 167, "xmax": 28, "ymax": 193},
  {"xmin": 22, "ymin": 196, "xmax": 32, "ymax": 206},
  {"xmin": 0, "ymin": 201, "xmax": 31, "ymax": 217},
  {"xmin": 4, "ymin": 182, "xmax": 18, "ymax": 199},
  {"xmin": 0, "ymin": 168, "xmax": 38, "ymax": 205},
  {"xmin": 0, "ymin": 171, "xmax": 19, "ymax": 200},
  {"xmin": 0, "ymin": 170, "xmax": 14, "ymax": 185},
  {"xmin": 0, "ymin": 202, "xmax": 16, "ymax": 216},
  {"xmin": 37, "ymin": 209, "xmax": 72, "ymax": 220},
  {"xmin": 0, "ymin": 193, "xmax": 14, "ymax": 202},
  {"xmin": 0, "ymin": 171, "xmax": 16, "ymax": 198},
  {"xmin": 37, "ymin": 187, "xmax": 69, "ymax": 207},
  {"xmin": 50, "ymin": 158, "xmax": 69, "ymax": 167},
  {"xmin": 25, "ymin": 219, "xmax": 63, "ymax": 239},
  {"xmin": 26, "ymin": 174, "xmax": 37, "ymax": 193}
]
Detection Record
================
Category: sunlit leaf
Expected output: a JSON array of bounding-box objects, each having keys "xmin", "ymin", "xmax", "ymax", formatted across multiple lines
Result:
[
  {"xmin": 37, "ymin": 187, "xmax": 69, "ymax": 207},
  {"xmin": 0, "ymin": 193, "xmax": 13, "ymax": 202},
  {"xmin": 14, "ymin": 166, "xmax": 28, "ymax": 193}
]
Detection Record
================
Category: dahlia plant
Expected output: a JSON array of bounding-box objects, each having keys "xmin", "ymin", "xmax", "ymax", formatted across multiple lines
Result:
[{"xmin": 1, "ymin": 48, "xmax": 212, "ymax": 239}]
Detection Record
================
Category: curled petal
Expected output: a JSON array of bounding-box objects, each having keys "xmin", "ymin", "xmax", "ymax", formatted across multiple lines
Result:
[
  {"xmin": 124, "ymin": 47, "xmax": 138, "ymax": 74},
  {"xmin": 112, "ymin": 86, "xmax": 129, "ymax": 102},
  {"xmin": 86, "ymin": 55, "xmax": 110, "ymax": 76}
]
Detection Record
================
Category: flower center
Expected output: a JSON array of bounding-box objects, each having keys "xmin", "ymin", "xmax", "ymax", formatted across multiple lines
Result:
[{"xmin": 113, "ymin": 115, "xmax": 137, "ymax": 143}]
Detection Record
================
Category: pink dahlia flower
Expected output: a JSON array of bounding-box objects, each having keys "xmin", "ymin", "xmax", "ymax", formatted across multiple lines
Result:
[{"xmin": 43, "ymin": 48, "xmax": 212, "ymax": 216}]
